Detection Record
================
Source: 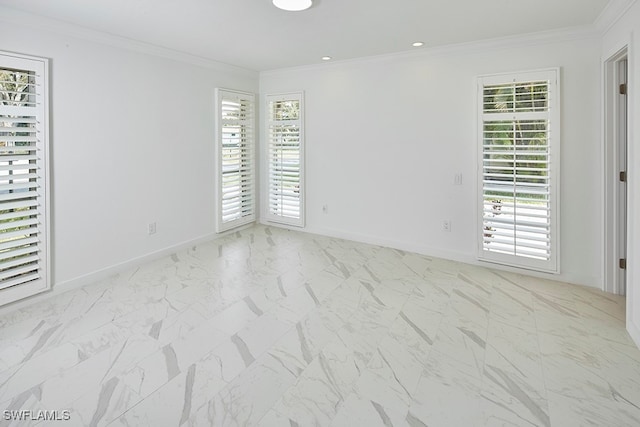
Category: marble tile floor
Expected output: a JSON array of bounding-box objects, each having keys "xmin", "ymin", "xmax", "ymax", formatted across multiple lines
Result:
[{"xmin": 1, "ymin": 225, "xmax": 639, "ymax": 427}]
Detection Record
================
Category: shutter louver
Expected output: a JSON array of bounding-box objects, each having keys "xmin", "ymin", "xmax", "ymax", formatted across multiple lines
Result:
[
  {"xmin": 0, "ymin": 52, "xmax": 50, "ymax": 305},
  {"xmin": 478, "ymin": 70, "xmax": 559, "ymax": 273},
  {"xmin": 215, "ymin": 89, "xmax": 255, "ymax": 233},
  {"xmin": 266, "ymin": 94, "xmax": 304, "ymax": 227}
]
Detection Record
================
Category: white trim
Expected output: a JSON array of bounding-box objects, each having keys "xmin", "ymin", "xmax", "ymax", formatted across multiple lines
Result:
[
  {"xmin": 595, "ymin": 0, "xmax": 638, "ymax": 34},
  {"xmin": 0, "ymin": 3, "xmax": 620, "ymax": 76},
  {"xmin": 628, "ymin": 319, "xmax": 640, "ymax": 349},
  {"xmin": 625, "ymin": 31, "xmax": 637, "ymax": 348},
  {"xmin": 0, "ymin": 4, "xmax": 610, "ymax": 76},
  {"xmin": 0, "ymin": 5, "xmax": 258, "ymax": 77},
  {"xmin": 603, "ymin": 46, "xmax": 630, "ymax": 295},
  {"xmin": 261, "ymin": 26, "xmax": 598, "ymax": 75},
  {"xmin": 263, "ymin": 220, "xmax": 601, "ymax": 288},
  {"xmin": 0, "ymin": 213, "xmax": 603, "ymax": 318},
  {"xmin": 282, "ymin": 222, "xmax": 479, "ymax": 265},
  {"xmin": 0, "ymin": 224, "xmax": 253, "ymax": 317}
]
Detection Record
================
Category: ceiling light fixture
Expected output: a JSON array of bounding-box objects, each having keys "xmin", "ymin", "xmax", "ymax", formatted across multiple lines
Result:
[
  {"xmin": 322, "ymin": 56, "xmax": 331, "ymax": 61},
  {"xmin": 412, "ymin": 41, "xmax": 425, "ymax": 47},
  {"xmin": 272, "ymin": 0, "xmax": 313, "ymax": 11}
]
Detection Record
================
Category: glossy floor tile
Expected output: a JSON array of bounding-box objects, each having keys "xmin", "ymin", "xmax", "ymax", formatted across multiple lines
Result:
[{"xmin": 0, "ymin": 225, "xmax": 639, "ymax": 426}]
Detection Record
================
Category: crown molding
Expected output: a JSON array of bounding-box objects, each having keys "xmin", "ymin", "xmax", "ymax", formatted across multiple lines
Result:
[
  {"xmin": 1, "ymin": 1, "xmax": 626, "ymax": 79},
  {"xmin": 595, "ymin": 0, "xmax": 638, "ymax": 33},
  {"xmin": 261, "ymin": 25, "xmax": 599, "ymax": 76},
  {"xmin": 0, "ymin": 5, "xmax": 258, "ymax": 78}
]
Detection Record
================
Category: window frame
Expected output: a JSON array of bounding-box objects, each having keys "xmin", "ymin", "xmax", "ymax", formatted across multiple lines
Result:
[
  {"xmin": 476, "ymin": 68, "xmax": 560, "ymax": 273},
  {"xmin": 264, "ymin": 92, "xmax": 305, "ymax": 228},
  {"xmin": 214, "ymin": 88, "xmax": 256, "ymax": 233},
  {"xmin": 0, "ymin": 50, "xmax": 51, "ymax": 306}
]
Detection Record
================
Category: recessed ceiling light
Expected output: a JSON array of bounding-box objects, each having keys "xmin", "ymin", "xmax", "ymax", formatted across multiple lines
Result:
[
  {"xmin": 412, "ymin": 41, "xmax": 425, "ymax": 47},
  {"xmin": 322, "ymin": 56, "xmax": 331, "ymax": 61},
  {"xmin": 272, "ymin": 0, "xmax": 313, "ymax": 11}
]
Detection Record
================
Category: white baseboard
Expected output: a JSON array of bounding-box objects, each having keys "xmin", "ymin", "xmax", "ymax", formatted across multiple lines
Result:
[
  {"xmin": 300, "ymin": 223, "xmax": 477, "ymax": 265},
  {"xmin": 628, "ymin": 320, "xmax": 640, "ymax": 349},
  {"xmin": 0, "ymin": 224, "xmax": 253, "ymax": 316},
  {"xmin": 2, "ymin": 220, "xmax": 603, "ymax": 316},
  {"xmin": 263, "ymin": 221, "xmax": 601, "ymax": 289}
]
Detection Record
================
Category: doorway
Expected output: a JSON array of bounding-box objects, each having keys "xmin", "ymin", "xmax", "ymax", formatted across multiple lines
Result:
[{"xmin": 604, "ymin": 48, "xmax": 628, "ymax": 296}]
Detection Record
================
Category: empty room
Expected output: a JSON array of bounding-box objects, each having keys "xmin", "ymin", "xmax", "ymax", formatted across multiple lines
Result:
[{"xmin": 0, "ymin": 0, "xmax": 639, "ymax": 425}]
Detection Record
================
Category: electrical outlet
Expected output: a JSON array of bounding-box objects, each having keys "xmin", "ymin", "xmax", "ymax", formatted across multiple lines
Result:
[
  {"xmin": 148, "ymin": 222, "xmax": 157, "ymax": 235},
  {"xmin": 454, "ymin": 173, "xmax": 463, "ymax": 185},
  {"xmin": 442, "ymin": 220, "xmax": 451, "ymax": 232}
]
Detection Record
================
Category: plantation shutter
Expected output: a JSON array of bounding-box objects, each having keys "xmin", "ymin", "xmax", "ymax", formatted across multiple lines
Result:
[
  {"xmin": 0, "ymin": 52, "xmax": 50, "ymax": 305},
  {"xmin": 265, "ymin": 92, "xmax": 304, "ymax": 227},
  {"xmin": 215, "ymin": 89, "xmax": 255, "ymax": 232},
  {"xmin": 478, "ymin": 69, "xmax": 559, "ymax": 273}
]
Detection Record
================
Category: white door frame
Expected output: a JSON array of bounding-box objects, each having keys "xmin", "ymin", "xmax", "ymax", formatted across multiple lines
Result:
[{"xmin": 603, "ymin": 46, "xmax": 628, "ymax": 295}]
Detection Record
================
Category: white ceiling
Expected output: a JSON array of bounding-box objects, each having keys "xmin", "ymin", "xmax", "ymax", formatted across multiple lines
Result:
[{"xmin": 0, "ymin": 0, "xmax": 613, "ymax": 71}]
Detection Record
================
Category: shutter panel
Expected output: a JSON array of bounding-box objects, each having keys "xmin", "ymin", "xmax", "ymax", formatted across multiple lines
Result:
[
  {"xmin": 265, "ymin": 93, "xmax": 304, "ymax": 227},
  {"xmin": 0, "ymin": 52, "xmax": 50, "ymax": 305},
  {"xmin": 478, "ymin": 70, "xmax": 559, "ymax": 273},
  {"xmin": 215, "ymin": 89, "xmax": 256, "ymax": 233}
]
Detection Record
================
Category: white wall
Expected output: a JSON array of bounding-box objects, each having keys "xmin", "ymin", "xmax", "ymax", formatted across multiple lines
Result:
[
  {"xmin": 0, "ymin": 16, "xmax": 259, "ymax": 289},
  {"xmin": 602, "ymin": 1, "xmax": 640, "ymax": 346},
  {"xmin": 0, "ymin": 8, "xmax": 613, "ymax": 313},
  {"xmin": 260, "ymin": 35, "xmax": 602, "ymax": 287}
]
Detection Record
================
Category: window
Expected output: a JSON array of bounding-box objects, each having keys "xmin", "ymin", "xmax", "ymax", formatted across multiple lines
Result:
[
  {"xmin": 215, "ymin": 89, "xmax": 256, "ymax": 232},
  {"xmin": 478, "ymin": 69, "xmax": 559, "ymax": 273},
  {"xmin": 0, "ymin": 51, "xmax": 50, "ymax": 305},
  {"xmin": 265, "ymin": 92, "xmax": 305, "ymax": 227}
]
